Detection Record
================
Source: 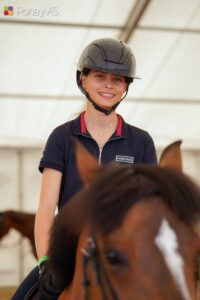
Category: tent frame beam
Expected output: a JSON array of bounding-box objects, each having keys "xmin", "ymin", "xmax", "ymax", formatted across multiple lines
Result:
[{"xmin": 0, "ymin": 93, "xmax": 199, "ymax": 105}]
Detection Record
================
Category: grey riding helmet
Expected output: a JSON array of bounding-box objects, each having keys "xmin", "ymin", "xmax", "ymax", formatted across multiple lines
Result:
[
  {"xmin": 76, "ymin": 38, "xmax": 139, "ymax": 114},
  {"xmin": 76, "ymin": 38, "xmax": 138, "ymax": 93}
]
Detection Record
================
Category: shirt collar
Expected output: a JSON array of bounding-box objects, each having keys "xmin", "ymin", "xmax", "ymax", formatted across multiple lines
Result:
[{"xmin": 72, "ymin": 111, "xmax": 127, "ymax": 137}]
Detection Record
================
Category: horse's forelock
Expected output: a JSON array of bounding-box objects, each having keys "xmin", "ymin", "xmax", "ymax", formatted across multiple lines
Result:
[
  {"xmin": 49, "ymin": 164, "xmax": 200, "ymax": 240},
  {"xmin": 83, "ymin": 164, "xmax": 200, "ymax": 234},
  {"xmin": 84, "ymin": 166, "xmax": 156, "ymax": 233}
]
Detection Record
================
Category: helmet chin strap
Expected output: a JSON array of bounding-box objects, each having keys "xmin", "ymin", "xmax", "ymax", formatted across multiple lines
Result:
[{"xmin": 85, "ymin": 88, "xmax": 129, "ymax": 116}]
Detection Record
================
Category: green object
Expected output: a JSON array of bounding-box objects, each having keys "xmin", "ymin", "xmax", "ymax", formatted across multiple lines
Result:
[{"xmin": 38, "ymin": 255, "xmax": 49, "ymax": 267}]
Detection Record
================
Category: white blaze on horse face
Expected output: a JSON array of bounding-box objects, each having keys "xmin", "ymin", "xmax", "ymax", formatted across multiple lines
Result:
[{"xmin": 154, "ymin": 219, "xmax": 191, "ymax": 300}]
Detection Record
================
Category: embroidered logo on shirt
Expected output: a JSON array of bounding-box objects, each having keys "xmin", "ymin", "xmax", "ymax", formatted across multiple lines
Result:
[{"xmin": 115, "ymin": 155, "xmax": 134, "ymax": 164}]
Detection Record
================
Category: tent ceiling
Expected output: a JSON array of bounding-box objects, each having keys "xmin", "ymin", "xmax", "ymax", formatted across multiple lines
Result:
[{"xmin": 0, "ymin": 0, "xmax": 200, "ymax": 149}]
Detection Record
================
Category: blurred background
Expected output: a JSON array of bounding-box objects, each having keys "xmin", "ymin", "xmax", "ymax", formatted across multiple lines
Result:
[{"xmin": 0, "ymin": 0, "xmax": 200, "ymax": 295}]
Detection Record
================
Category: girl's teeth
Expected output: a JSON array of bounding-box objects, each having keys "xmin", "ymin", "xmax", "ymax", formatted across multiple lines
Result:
[{"xmin": 101, "ymin": 93, "xmax": 113, "ymax": 97}]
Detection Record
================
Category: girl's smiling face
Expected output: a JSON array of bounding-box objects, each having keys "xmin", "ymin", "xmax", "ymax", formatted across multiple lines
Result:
[{"xmin": 81, "ymin": 70, "xmax": 128, "ymax": 109}]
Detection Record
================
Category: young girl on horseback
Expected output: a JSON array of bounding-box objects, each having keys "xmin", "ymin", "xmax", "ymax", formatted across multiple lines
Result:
[{"xmin": 12, "ymin": 38, "xmax": 157, "ymax": 299}]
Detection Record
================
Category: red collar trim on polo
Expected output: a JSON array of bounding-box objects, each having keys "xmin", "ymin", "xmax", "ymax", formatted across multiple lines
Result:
[
  {"xmin": 80, "ymin": 111, "xmax": 123, "ymax": 136},
  {"xmin": 80, "ymin": 112, "xmax": 87, "ymax": 134},
  {"xmin": 116, "ymin": 114, "xmax": 122, "ymax": 136}
]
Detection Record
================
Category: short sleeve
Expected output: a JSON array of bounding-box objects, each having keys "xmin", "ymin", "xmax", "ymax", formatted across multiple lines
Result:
[
  {"xmin": 143, "ymin": 134, "xmax": 158, "ymax": 165},
  {"xmin": 39, "ymin": 128, "xmax": 66, "ymax": 173}
]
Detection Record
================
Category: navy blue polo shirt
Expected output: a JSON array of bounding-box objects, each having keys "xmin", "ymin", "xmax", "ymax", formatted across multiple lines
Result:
[{"xmin": 39, "ymin": 112, "xmax": 157, "ymax": 208}]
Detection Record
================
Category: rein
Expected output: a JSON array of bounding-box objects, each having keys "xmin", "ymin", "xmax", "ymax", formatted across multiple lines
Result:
[{"xmin": 82, "ymin": 237, "xmax": 120, "ymax": 300}]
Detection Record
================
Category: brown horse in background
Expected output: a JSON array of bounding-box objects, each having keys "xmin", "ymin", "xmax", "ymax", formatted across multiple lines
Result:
[
  {"xmin": 0, "ymin": 210, "xmax": 36, "ymax": 257},
  {"xmin": 39, "ymin": 142, "xmax": 200, "ymax": 300}
]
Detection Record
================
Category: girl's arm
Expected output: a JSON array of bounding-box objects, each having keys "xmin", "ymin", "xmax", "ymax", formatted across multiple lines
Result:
[{"xmin": 34, "ymin": 168, "xmax": 62, "ymax": 259}]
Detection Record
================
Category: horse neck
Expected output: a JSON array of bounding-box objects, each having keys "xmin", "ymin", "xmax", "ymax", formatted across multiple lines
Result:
[{"xmin": 5, "ymin": 210, "xmax": 34, "ymax": 239}]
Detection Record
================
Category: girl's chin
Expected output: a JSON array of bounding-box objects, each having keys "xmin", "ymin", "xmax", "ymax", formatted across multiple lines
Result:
[
  {"xmin": 96, "ymin": 100, "xmax": 118, "ymax": 109},
  {"xmin": 98, "ymin": 104, "xmax": 114, "ymax": 110}
]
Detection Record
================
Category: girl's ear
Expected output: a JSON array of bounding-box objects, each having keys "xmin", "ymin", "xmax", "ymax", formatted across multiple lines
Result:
[
  {"xmin": 81, "ymin": 74, "xmax": 87, "ymax": 90},
  {"xmin": 75, "ymin": 140, "xmax": 104, "ymax": 186},
  {"xmin": 159, "ymin": 140, "xmax": 183, "ymax": 172}
]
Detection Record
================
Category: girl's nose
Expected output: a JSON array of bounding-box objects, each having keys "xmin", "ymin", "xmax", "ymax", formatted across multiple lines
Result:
[{"xmin": 104, "ymin": 76, "xmax": 113, "ymax": 88}]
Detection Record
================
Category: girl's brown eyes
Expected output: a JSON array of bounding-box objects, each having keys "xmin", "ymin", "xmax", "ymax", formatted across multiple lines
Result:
[
  {"xmin": 114, "ymin": 78, "xmax": 122, "ymax": 82},
  {"xmin": 94, "ymin": 74, "xmax": 104, "ymax": 79}
]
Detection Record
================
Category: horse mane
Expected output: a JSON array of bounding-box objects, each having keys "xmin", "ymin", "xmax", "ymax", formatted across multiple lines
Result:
[{"xmin": 48, "ymin": 163, "xmax": 200, "ymax": 290}]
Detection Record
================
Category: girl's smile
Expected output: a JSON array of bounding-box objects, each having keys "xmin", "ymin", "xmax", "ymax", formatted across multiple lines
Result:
[{"xmin": 82, "ymin": 70, "xmax": 127, "ymax": 109}]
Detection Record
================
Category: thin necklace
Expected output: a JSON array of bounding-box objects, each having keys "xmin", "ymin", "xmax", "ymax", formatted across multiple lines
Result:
[
  {"xmin": 96, "ymin": 123, "xmax": 114, "ymax": 137},
  {"xmin": 87, "ymin": 122, "xmax": 115, "ymax": 136}
]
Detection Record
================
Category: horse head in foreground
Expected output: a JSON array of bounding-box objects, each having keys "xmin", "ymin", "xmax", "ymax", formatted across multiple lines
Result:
[
  {"xmin": 44, "ymin": 142, "xmax": 200, "ymax": 300},
  {"xmin": 0, "ymin": 139, "xmax": 183, "ymax": 262}
]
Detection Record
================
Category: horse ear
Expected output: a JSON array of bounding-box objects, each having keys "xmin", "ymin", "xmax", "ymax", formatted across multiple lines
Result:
[
  {"xmin": 75, "ymin": 140, "xmax": 103, "ymax": 185},
  {"xmin": 159, "ymin": 140, "xmax": 183, "ymax": 172}
]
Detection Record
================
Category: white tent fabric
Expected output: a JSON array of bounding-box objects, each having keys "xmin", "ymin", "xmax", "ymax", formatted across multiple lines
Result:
[
  {"xmin": 0, "ymin": 0, "xmax": 200, "ymax": 287},
  {"xmin": 0, "ymin": 0, "xmax": 200, "ymax": 149}
]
